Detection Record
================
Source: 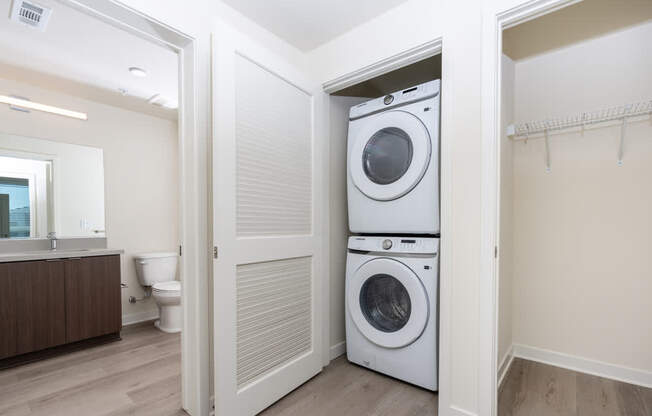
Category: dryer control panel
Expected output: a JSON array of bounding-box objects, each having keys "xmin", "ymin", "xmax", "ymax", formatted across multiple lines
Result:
[
  {"xmin": 349, "ymin": 79, "xmax": 441, "ymax": 120},
  {"xmin": 348, "ymin": 236, "xmax": 438, "ymax": 255}
]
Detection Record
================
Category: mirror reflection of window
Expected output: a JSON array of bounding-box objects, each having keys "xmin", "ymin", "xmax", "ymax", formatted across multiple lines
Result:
[
  {"xmin": 0, "ymin": 134, "xmax": 106, "ymax": 239},
  {"xmin": 0, "ymin": 177, "xmax": 30, "ymax": 238}
]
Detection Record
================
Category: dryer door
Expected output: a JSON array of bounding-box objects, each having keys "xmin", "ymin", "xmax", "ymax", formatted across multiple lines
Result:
[
  {"xmin": 350, "ymin": 110, "xmax": 431, "ymax": 201},
  {"xmin": 348, "ymin": 257, "xmax": 429, "ymax": 348}
]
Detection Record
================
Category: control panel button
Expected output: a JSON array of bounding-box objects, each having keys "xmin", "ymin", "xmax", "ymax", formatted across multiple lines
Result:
[{"xmin": 382, "ymin": 239, "xmax": 393, "ymax": 250}]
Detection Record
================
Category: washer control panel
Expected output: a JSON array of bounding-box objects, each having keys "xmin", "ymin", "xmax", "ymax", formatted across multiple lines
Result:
[{"xmin": 348, "ymin": 236, "xmax": 438, "ymax": 255}]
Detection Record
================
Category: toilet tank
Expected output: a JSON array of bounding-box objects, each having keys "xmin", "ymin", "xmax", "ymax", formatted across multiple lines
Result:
[{"xmin": 134, "ymin": 252, "xmax": 178, "ymax": 287}]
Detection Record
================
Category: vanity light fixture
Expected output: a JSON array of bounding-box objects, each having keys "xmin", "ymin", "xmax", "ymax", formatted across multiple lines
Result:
[
  {"xmin": 129, "ymin": 67, "xmax": 147, "ymax": 77},
  {"xmin": 0, "ymin": 95, "xmax": 88, "ymax": 120}
]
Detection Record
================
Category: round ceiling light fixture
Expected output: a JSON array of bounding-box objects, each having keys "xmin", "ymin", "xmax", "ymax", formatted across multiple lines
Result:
[{"xmin": 128, "ymin": 67, "xmax": 147, "ymax": 78}]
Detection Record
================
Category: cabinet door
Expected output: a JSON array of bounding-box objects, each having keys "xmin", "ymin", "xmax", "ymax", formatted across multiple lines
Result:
[
  {"xmin": 0, "ymin": 263, "xmax": 17, "ymax": 359},
  {"xmin": 0, "ymin": 260, "xmax": 66, "ymax": 358},
  {"xmin": 65, "ymin": 255, "xmax": 121, "ymax": 343}
]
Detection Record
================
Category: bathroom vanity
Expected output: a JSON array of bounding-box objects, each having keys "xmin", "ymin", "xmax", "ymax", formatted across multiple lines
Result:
[{"xmin": 0, "ymin": 249, "xmax": 123, "ymax": 368}]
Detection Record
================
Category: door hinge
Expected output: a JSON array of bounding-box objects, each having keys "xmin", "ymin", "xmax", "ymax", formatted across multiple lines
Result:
[
  {"xmin": 494, "ymin": 245, "xmax": 498, "ymax": 258},
  {"xmin": 179, "ymin": 245, "xmax": 182, "ymax": 256},
  {"xmin": 213, "ymin": 246, "xmax": 218, "ymax": 259}
]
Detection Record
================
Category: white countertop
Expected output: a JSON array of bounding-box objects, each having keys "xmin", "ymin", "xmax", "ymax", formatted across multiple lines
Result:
[{"xmin": 0, "ymin": 248, "xmax": 124, "ymax": 263}]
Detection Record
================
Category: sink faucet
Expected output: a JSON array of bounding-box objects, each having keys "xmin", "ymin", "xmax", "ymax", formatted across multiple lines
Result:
[{"xmin": 47, "ymin": 232, "xmax": 57, "ymax": 250}]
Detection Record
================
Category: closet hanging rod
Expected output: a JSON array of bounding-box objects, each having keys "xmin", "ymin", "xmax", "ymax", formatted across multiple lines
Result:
[{"xmin": 506, "ymin": 100, "xmax": 652, "ymax": 139}]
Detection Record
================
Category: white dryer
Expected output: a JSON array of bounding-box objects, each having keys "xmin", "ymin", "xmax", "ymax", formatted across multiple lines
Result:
[
  {"xmin": 345, "ymin": 236, "xmax": 438, "ymax": 390},
  {"xmin": 347, "ymin": 80, "xmax": 440, "ymax": 234}
]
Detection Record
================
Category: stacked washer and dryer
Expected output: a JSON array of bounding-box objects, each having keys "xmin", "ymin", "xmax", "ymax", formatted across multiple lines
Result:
[{"xmin": 345, "ymin": 80, "xmax": 440, "ymax": 391}]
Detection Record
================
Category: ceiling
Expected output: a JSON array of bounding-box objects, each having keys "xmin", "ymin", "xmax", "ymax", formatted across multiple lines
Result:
[
  {"xmin": 0, "ymin": 0, "xmax": 178, "ymax": 120},
  {"xmin": 503, "ymin": 0, "xmax": 652, "ymax": 61},
  {"xmin": 221, "ymin": 0, "xmax": 410, "ymax": 51}
]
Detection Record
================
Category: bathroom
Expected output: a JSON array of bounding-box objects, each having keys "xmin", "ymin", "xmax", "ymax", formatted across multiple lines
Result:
[{"xmin": 0, "ymin": 0, "xmax": 184, "ymax": 412}]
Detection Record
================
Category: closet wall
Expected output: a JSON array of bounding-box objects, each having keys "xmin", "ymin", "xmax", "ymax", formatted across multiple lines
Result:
[
  {"xmin": 505, "ymin": 21, "xmax": 652, "ymax": 375},
  {"xmin": 328, "ymin": 95, "xmax": 366, "ymax": 355}
]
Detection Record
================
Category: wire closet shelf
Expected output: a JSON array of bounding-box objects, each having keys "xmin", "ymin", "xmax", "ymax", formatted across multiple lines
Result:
[
  {"xmin": 507, "ymin": 100, "xmax": 652, "ymax": 139},
  {"xmin": 506, "ymin": 100, "xmax": 652, "ymax": 171}
]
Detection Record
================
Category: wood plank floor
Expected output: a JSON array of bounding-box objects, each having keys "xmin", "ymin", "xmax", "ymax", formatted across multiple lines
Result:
[
  {"xmin": 499, "ymin": 358, "xmax": 652, "ymax": 416},
  {"xmin": 260, "ymin": 356, "xmax": 438, "ymax": 416},
  {"xmin": 0, "ymin": 322, "xmax": 185, "ymax": 416},
  {"xmin": 8, "ymin": 325, "xmax": 648, "ymax": 416}
]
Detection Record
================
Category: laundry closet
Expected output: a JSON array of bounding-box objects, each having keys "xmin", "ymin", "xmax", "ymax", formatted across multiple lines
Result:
[
  {"xmin": 327, "ymin": 54, "xmax": 442, "ymax": 390},
  {"xmin": 497, "ymin": 0, "xmax": 652, "ymax": 409}
]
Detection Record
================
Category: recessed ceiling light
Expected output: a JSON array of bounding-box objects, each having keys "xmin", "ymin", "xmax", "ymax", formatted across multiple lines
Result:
[{"xmin": 129, "ymin": 67, "xmax": 147, "ymax": 78}]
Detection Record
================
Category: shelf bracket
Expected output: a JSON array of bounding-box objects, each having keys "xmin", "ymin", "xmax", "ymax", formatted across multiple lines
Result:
[
  {"xmin": 506, "ymin": 124, "xmax": 515, "ymax": 138},
  {"xmin": 617, "ymin": 117, "xmax": 626, "ymax": 166},
  {"xmin": 544, "ymin": 129, "xmax": 551, "ymax": 173}
]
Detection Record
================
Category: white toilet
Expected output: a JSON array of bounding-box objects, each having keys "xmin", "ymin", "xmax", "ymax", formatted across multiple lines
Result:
[{"xmin": 134, "ymin": 252, "xmax": 181, "ymax": 333}]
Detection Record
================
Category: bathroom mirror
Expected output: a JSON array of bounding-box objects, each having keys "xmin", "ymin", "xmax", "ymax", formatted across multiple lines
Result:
[{"xmin": 0, "ymin": 133, "xmax": 105, "ymax": 239}]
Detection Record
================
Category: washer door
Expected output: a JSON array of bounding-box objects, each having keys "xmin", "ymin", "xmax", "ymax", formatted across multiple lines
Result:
[
  {"xmin": 350, "ymin": 111, "xmax": 431, "ymax": 201},
  {"xmin": 348, "ymin": 258, "xmax": 429, "ymax": 348}
]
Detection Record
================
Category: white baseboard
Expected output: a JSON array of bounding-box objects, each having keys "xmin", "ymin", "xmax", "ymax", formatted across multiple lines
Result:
[
  {"xmin": 122, "ymin": 309, "xmax": 159, "ymax": 326},
  {"xmin": 330, "ymin": 341, "xmax": 346, "ymax": 361},
  {"xmin": 513, "ymin": 344, "xmax": 652, "ymax": 389},
  {"xmin": 497, "ymin": 345, "xmax": 515, "ymax": 388}
]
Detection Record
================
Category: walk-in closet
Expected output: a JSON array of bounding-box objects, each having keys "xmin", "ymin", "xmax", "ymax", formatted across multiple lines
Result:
[{"xmin": 497, "ymin": 0, "xmax": 652, "ymax": 414}]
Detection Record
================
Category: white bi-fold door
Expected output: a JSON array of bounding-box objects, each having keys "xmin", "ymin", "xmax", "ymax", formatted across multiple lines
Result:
[{"xmin": 211, "ymin": 22, "xmax": 325, "ymax": 416}]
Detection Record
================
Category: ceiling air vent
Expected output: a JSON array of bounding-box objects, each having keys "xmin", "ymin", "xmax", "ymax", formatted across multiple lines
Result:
[{"xmin": 10, "ymin": 0, "xmax": 52, "ymax": 31}]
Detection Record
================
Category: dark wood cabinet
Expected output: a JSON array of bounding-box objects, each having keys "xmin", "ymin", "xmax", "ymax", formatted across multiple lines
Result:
[
  {"xmin": 65, "ymin": 256, "xmax": 121, "ymax": 343},
  {"xmin": 0, "ymin": 255, "xmax": 121, "ymax": 363},
  {"xmin": 0, "ymin": 260, "xmax": 66, "ymax": 359}
]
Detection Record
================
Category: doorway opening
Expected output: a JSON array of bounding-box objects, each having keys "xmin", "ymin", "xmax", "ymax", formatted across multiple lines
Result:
[
  {"xmin": 274, "ymin": 49, "xmax": 442, "ymax": 414},
  {"xmin": 495, "ymin": 1, "xmax": 652, "ymax": 414},
  {"xmin": 0, "ymin": 0, "xmax": 205, "ymax": 414}
]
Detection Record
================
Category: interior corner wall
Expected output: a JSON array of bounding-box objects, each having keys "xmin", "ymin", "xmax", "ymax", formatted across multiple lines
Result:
[
  {"xmin": 307, "ymin": 0, "xmax": 443, "ymax": 84},
  {"xmin": 498, "ymin": 54, "xmax": 515, "ymax": 371},
  {"xmin": 328, "ymin": 95, "xmax": 366, "ymax": 355},
  {"xmin": 0, "ymin": 78, "xmax": 179, "ymax": 326},
  {"xmin": 511, "ymin": 21, "xmax": 652, "ymax": 374}
]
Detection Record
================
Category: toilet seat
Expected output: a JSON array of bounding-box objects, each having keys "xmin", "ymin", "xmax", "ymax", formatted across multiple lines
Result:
[{"xmin": 152, "ymin": 280, "xmax": 181, "ymax": 295}]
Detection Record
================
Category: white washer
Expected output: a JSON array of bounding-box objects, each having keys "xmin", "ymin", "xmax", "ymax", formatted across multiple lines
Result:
[
  {"xmin": 347, "ymin": 80, "xmax": 440, "ymax": 234},
  {"xmin": 345, "ymin": 236, "xmax": 438, "ymax": 390}
]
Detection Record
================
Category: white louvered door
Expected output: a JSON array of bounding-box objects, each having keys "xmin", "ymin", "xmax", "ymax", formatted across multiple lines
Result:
[{"xmin": 212, "ymin": 23, "xmax": 325, "ymax": 416}]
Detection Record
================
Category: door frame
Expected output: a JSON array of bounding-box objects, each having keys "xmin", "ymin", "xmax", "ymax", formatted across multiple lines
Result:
[
  {"xmin": 480, "ymin": 0, "xmax": 584, "ymax": 415},
  {"xmin": 59, "ymin": 1, "xmax": 208, "ymax": 415}
]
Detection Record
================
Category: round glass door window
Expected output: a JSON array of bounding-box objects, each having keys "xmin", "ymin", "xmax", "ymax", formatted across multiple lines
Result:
[
  {"xmin": 362, "ymin": 127, "xmax": 413, "ymax": 185},
  {"xmin": 359, "ymin": 273, "xmax": 411, "ymax": 332}
]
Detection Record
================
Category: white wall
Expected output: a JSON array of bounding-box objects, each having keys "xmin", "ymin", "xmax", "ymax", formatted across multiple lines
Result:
[
  {"xmin": 328, "ymin": 96, "xmax": 366, "ymax": 354},
  {"xmin": 497, "ymin": 54, "xmax": 515, "ymax": 378},
  {"xmin": 511, "ymin": 22, "xmax": 652, "ymax": 375},
  {"xmin": 308, "ymin": 0, "xmax": 443, "ymax": 84},
  {"xmin": 0, "ymin": 78, "xmax": 179, "ymax": 326}
]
